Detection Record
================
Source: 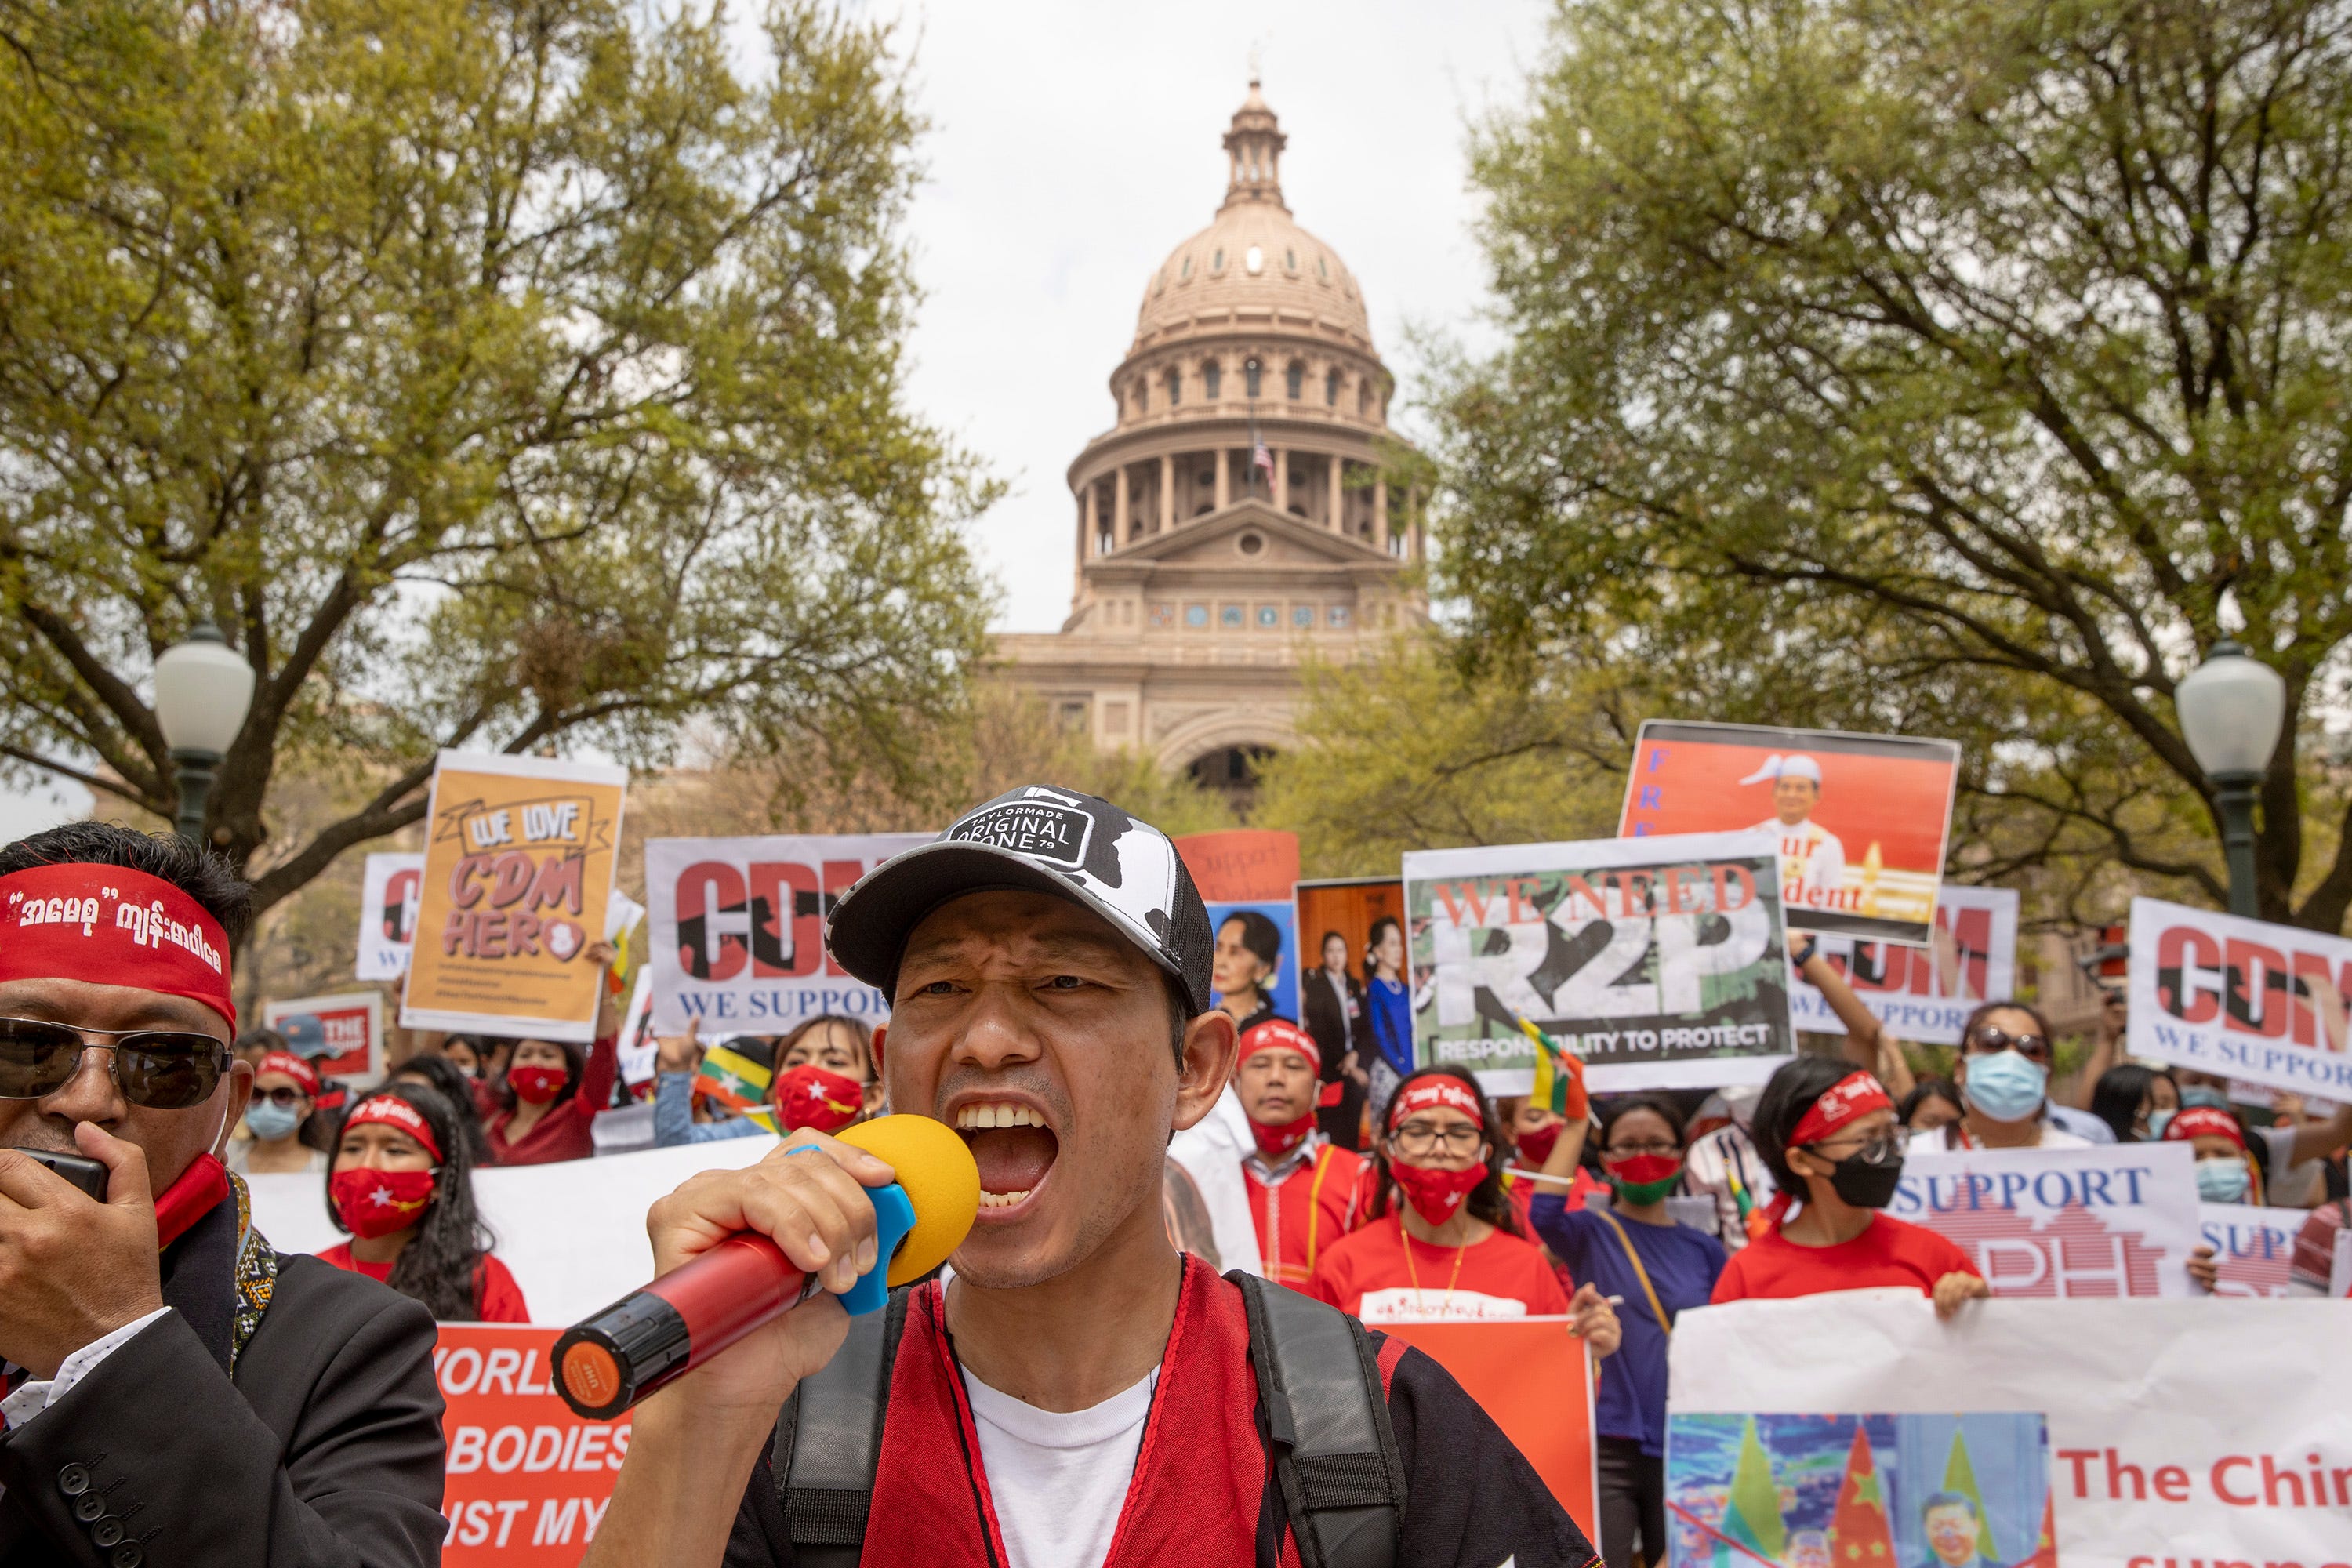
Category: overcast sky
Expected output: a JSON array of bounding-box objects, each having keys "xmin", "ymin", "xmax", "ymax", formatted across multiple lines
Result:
[{"xmin": 0, "ymin": 0, "xmax": 1551, "ymax": 837}]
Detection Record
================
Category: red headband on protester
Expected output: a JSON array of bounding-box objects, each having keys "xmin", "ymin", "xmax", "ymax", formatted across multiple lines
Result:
[
  {"xmin": 0, "ymin": 864, "xmax": 236, "ymax": 1033},
  {"xmin": 2163, "ymin": 1105, "xmax": 2245, "ymax": 1151},
  {"xmin": 1788, "ymin": 1072, "xmax": 1893, "ymax": 1148},
  {"xmin": 343, "ymin": 1095, "xmax": 443, "ymax": 1163},
  {"xmin": 256, "ymin": 1051, "xmax": 321, "ymax": 1098},
  {"xmin": 1240, "ymin": 1017, "xmax": 1322, "ymax": 1076},
  {"xmin": 1388, "ymin": 1075, "xmax": 1484, "ymax": 1131}
]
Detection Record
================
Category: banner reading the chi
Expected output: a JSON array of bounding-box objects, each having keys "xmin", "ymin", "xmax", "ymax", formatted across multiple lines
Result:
[
  {"xmin": 262, "ymin": 991, "xmax": 384, "ymax": 1085},
  {"xmin": 644, "ymin": 833, "xmax": 927, "ymax": 1034},
  {"xmin": 357, "ymin": 851, "xmax": 424, "ymax": 981},
  {"xmin": 2198, "ymin": 1203, "xmax": 2309, "ymax": 1298},
  {"xmin": 1618, "ymin": 720, "xmax": 1961, "ymax": 945},
  {"xmin": 1405, "ymin": 831, "xmax": 1793, "ymax": 1094},
  {"xmin": 2126, "ymin": 895, "xmax": 2352, "ymax": 1099},
  {"xmin": 436, "ymin": 1324, "xmax": 623, "ymax": 1564},
  {"xmin": 1788, "ymin": 884, "xmax": 2019, "ymax": 1046},
  {"xmin": 401, "ymin": 753, "xmax": 628, "ymax": 1043},
  {"xmin": 1893, "ymin": 1144, "xmax": 2200, "ymax": 1298},
  {"xmin": 1666, "ymin": 1294, "xmax": 2352, "ymax": 1568}
]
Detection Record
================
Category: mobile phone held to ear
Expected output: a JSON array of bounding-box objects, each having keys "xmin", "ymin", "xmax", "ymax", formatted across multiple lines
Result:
[{"xmin": 20, "ymin": 1149, "xmax": 110, "ymax": 1202}]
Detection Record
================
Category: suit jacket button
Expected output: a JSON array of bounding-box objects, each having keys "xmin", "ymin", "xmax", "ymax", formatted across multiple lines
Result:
[
  {"xmin": 90, "ymin": 1515, "xmax": 125, "ymax": 1548},
  {"xmin": 111, "ymin": 1547, "xmax": 143, "ymax": 1568},
  {"xmin": 56, "ymin": 1464, "xmax": 90, "ymax": 1497},
  {"xmin": 73, "ymin": 1494, "xmax": 105, "ymax": 1523}
]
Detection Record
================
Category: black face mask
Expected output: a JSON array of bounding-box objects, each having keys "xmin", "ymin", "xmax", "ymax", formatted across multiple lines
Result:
[{"xmin": 1824, "ymin": 1144, "xmax": 1904, "ymax": 1209}]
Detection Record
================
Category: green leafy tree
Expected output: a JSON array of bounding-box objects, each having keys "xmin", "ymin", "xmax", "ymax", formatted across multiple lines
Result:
[
  {"xmin": 1436, "ymin": 0, "xmax": 2352, "ymax": 929},
  {"xmin": 0, "ymin": 0, "xmax": 995, "ymax": 927}
]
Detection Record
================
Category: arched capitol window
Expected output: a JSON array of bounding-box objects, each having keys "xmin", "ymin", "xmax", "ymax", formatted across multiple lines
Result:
[
  {"xmin": 1165, "ymin": 368, "xmax": 1181, "ymax": 405},
  {"xmin": 1286, "ymin": 361, "xmax": 1305, "ymax": 400},
  {"xmin": 1203, "ymin": 360, "xmax": 1221, "ymax": 399},
  {"xmin": 1244, "ymin": 358, "xmax": 1262, "ymax": 399},
  {"xmin": 1325, "ymin": 368, "xmax": 1341, "ymax": 406}
]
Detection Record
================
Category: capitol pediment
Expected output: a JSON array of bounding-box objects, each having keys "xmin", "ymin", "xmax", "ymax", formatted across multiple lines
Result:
[{"xmin": 1102, "ymin": 499, "xmax": 1392, "ymax": 572}]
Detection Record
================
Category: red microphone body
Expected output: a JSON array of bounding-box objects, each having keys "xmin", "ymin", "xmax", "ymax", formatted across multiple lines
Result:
[{"xmin": 554, "ymin": 1117, "xmax": 978, "ymax": 1420}]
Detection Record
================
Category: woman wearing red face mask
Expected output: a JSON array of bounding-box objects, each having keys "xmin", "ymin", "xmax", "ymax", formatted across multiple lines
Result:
[
  {"xmin": 651, "ymin": 1014, "xmax": 882, "ymax": 1144},
  {"xmin": 318, "ymin": 1084, "xmax": 528, "ymax": 1322},
  {"xmin": 482, "ymin": 941, "xmax": 621, "ymax": 1165},
  {"xmin": 1310, "ymin": 1069, "xmax": 1620, "ymax": 1354}
]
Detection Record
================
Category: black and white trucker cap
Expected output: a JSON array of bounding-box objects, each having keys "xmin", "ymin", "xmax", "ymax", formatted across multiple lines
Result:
[{"xmin": 824, "ymin": 785, "xmax": 1214, "ymax": 1014}]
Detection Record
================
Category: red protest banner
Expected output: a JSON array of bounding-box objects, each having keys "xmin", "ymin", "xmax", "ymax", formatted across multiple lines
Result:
[
  {"xmin": 1172, "ymin": 829, "xmax": 1300, "ymax": 902},
  {"xmin": 1379, "ymin": 1318, "xmax": 1600, "ymax": 1543},
  {"xmin": 436, "ymin": 1325, "xmax": 624, "ymax": 1564}
]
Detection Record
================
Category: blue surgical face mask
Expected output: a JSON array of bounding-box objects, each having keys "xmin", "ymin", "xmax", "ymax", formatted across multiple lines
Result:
[
  {"xmin": 2144, "ymin": 1108, "xmax": 2176, "ymax": 1142},
  {"xmin": 2180, "ymin": 1085, "xmax": 2232, "ymax": 1112},
  {"xmin": 2194, "ymin": 1156, "xmax": 2251, "ymax": 1204},
  {"xmin": 244, "ymin": 1100, "xmax": 304, "ymax": 1142},
  {"xmin": 1962, "ymin": 1050, "xmax": 2049, "ymax": 1123}
]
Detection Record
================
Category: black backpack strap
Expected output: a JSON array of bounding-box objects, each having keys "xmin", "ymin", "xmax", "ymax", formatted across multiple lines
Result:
[
  {"xmin": 1229, "ymin": 1270, "xmax": 1404, "ymax": 1568},
  {"xmin": 771, "ymin": 1287, "xmax": 910, "ymax": 1568}
]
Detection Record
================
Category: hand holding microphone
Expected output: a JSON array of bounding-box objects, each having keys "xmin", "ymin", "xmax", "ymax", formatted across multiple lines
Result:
[{"xmin": 555, "ymin": 1116, "xmax": 980, "ymax": 1421}]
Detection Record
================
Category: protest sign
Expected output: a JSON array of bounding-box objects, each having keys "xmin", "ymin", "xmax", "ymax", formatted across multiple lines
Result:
[
  {"xmin": 402, "ymin": 753, "xmax": 628, "ymax": 1042},
  {"xmin": 263, "ymin": 991, "xmax": 384, "ymax": 1085},
  {"xmin": 1893, "ymin": 1144, "xmax": 2199, "ymax": 1298},
  {"xmin": 357, "ymin": 851, "xmax": 424, "ymax": 980},
  {"xmin": 1294, "ymin": 877, "xmax": 1405, "ymax": 1073},
  {"xmin": 643, "ymin": 833, "xmax": 926, "ymax": 1033},
  {"xmin": 1667, "ymin": 1292, "xmax": 2352, "ymax": 1568},
  {"xmin": 2127, "ymin": 894, "xmax": 2352, "ymax": 1099},
  {"xmin": 2336, "ymin": 1226, "xmax": 2351, "ymax": 1298},
  {"xmin": 1207, "ymin": 898, "xmax": 1298, "ymax": 1024},
  {"xmin": 436, "ymin": 1323, "xmax": 622, "ymax": 1563},
  {"xmin": 1789, "ymin": 884, "xmax": 2019, "ymax": 1045},
  {"xmin": 1172, "ymin": 828, "xmax": 1301, "ymax": 901},
  {"xmin": 1381, "ymin": 1319, "xmax": 1599, "ymax": 1541},
  {"xmin": 613, "ymin": 970, "xmax": 658, "ymax": 1089},
  {"xmin": 2198, "ymin": 1203, "xmax": 2308, "ymax": 1298},
  {"xmin": 1618, "ymin": 720, "xmax": 1961, "ymax": 944},
  {"xmin": 1404, "ymin": 831, "xmax": 1793, "ymax": 1094},
  {"xmin": 249, "ymin": 1137, "xmax": 776, "ymax": 1326}
]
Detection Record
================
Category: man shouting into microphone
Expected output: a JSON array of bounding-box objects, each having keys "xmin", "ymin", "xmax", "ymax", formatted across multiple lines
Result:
[
  {"xmin": 0, "ymin": 824, "xmax": 445, "ymax": 1568},
  {"xmin": 587, "ymin": 785, "xmax": 1600, "ymax": 1568}
]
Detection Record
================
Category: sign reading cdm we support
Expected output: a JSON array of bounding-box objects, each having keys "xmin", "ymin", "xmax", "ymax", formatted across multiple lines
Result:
[{"xmin": 2126, "ymin": 896, "xmax": 2352, "ymax": 1100}]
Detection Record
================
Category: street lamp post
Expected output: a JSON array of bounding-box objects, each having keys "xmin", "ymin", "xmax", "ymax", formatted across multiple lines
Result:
[
  {"xmin": 153, "ymin": 620, "xmax": 256, "ymax": 848},
  {"xmin": 2175, "ymin": 638, "xmax": 2288, "ymax": 919}
]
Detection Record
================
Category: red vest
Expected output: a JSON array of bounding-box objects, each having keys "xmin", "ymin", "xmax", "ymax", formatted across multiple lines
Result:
[
  {"xmin": 862, "ymin": 1257, "xmax": 1283, "ymax": 1566},
  {"xmin": 1245, "ymin": 1142, "xmax": 1367, "ymax": 1290}
]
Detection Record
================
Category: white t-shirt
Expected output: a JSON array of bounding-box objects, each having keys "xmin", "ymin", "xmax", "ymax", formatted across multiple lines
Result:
[
  {"xmin": 1909, "ymin": 1120, "xmax": 2092, "ymax": 1153},
  {"xmin": 963, "ymin": 1365, "xmax": 1158, "ymax": 1568}
]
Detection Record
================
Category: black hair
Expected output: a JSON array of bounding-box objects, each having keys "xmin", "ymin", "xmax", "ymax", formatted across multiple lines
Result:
[
  {"xmin": 1898, "ymin": 1078, "xmax": 1964, "ymax": 1128},
  {"xmin": 1364, "ymin": 916, "xmax": 1403, "ymax": 982},
  {"xmin": 1751, "ymin": 1055, "xmax": 1866, "ymax": 1196},
  {"xmin": 1918, "ymin": 1490, "xmax": 1977, "ymax": 1524},
  {"xmin": 1958, "ymin": 998, "xmax": 2053, "ymax": 1046},
  {"xmin": 440, "ymin": 1033, "xmax": 486, "ymax": 1069},
  {"xmin": 1319, "ymin": 928, "xmax": 1348, "ymax": 957},
  {"xmin": 0, "ymin": 822, "xmax": 254, "ymax": 948},
  {"xmin": 494, "ymin": 1036, "xmax": 586, "ymax": 1113},
  {"xmin": 326, "ymin": 1082, "xmax": 497, "ymax": 1322},
  {"xmin": 387, "ymin": 1053, "xmax": 492, "ymax": 1164},
  {"xmin": 1368, "ymin": 1065, "xmax": 1524, "ymax": 1237},
  {"xmin": 2089, "ymin": 1062, "xmax": 2177, "ymax": 1144},
  {"xmin": 775, "ymin": 1014, "xmax": 877, "ymax": 1083},
  {"xmin": 1220, "ymin": 909, "xmax": 1282, "ymax": 971},
  {"xmin": 1595, "ymin": 1094, "xmax": 1689, "ymax": 1152},
  {"xmin": 234, "ymin": 1026, "xmax": 289, "ymax": 1056}
]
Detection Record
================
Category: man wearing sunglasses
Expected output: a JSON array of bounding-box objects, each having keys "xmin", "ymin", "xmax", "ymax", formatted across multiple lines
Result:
[
  {"xmin": 1907, "ymin": 1000, "xmax": 2095, "ymax": 1154},
  {"xmin": 0, "ymin": 823, "xmax": 444, "ymax": 1568}
]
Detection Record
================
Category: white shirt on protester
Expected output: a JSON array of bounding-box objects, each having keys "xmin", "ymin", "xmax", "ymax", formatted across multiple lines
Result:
[
  {"xmin": 1909, "ymin": 1120, "xmax": 2092, "ymax": 1153},
  {"xmin": 961, "ymin": 1366, "xmax": 1158, "ymax": 1568}
]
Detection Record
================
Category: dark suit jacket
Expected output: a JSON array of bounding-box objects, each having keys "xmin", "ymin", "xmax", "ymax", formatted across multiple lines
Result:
[
  {"xmin": 0, "ymin": 1194, "xmax": 445, "ymax": 1568},
  {"xmin": 1301, "ymin": 968, "xmax": 1371, "ymax": 1149}
]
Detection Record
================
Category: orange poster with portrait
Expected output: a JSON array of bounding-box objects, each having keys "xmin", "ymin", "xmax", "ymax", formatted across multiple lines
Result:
[
  {"xmin": 401, "ymin": 752, "xmax": 628, "ymax": 1043},
  {"xmin": 1617, "ymin": 720, "xmax": 1960, "ymax": 945}
]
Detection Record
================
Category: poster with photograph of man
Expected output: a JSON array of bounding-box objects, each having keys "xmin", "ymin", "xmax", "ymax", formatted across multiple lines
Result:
[{"xmin": 1617, "ymin": 720, "xmax": 1962, "ymax": 945}]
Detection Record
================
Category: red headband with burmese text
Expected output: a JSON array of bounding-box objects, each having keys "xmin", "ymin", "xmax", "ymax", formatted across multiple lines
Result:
[
  {"xmin": 2162, "ymin": 1105, "xmax": 2245, "ymax": 1152},
  {"xmin": 1388, "ymin": 1075, "xmax": 1484, "ymax": 1131},
  {"xmin": 344, "ymin": 1095, "xmax": 444, "ymax": 1163},
  {"xmin": 1240, "ymin": 1017, "xmax": 1322, "ymax": 1076},
  {"xmin": 1790, "ymin": 1072, "xmax": 1893, "ymax": 1148},
  {"xmin": 0, "ymin": 864, "xmax": 235, "ymax": 1033}
]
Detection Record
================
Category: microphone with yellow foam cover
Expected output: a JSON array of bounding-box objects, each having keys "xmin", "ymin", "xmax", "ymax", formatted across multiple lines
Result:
[{"xmin": 554, "ymin": 1114, "xmax": 980, "ymax": 1419}]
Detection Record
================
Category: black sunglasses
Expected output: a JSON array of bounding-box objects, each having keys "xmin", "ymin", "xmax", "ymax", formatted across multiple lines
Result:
[
  {"xmin": 0, "ymin": 1016, "xmax": 230, "ymax": 1109},
  {"xmin": 253, "ymin": 1085, "xmax": 312, "ymax": 1110},
  {"xmin": 1964, "ymin": 1025, "xmax": 2051, "ymax": 1062}
]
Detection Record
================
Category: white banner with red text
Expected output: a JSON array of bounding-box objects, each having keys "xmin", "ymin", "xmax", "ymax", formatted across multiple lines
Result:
[
  {"xmin": 1667, "ymin": 1291, "xmax": 2352, "ymax": 1568},
  {"xmin": 1891, "ymin": 1143, "xmax": 2200, "ymax": 1298},
  {"xmin": 644, "ymin": 833, "xmax": 927, "ymax": 1034},
  {"xmin": 1788, "ymin": 884, "xmax": 2018, "ymax": 1046},
  {"xmin": 2127, "ymin": 895, "xmax": 2352, "ymax": 1099},
  {"xmin": 2198, "ymin": 1203, "xmax": 2310, "ymax": 1299}
]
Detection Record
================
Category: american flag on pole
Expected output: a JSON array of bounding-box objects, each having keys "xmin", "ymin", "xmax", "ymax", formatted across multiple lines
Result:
[{"xmin": 1253, "ymin": 441, "xmax": 1274, "ymax": 482}]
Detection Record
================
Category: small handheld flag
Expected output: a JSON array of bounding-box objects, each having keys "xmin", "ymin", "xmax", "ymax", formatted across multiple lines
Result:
[{"xmin": 1515, "ymin": 1015, "xmax": 1588, "ymax": 1120}]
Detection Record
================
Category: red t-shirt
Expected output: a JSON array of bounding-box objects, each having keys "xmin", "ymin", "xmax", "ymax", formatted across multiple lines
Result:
[
  {"xmin": 1309, "ymin": 1216, "xmax": 1571, "ymax": 1323},
  {"xmin": 483, "ymin": 1032, "xmax": 619, "ymax": 1166},
  {"xmin": 1709, "ymin": 1213, "xmax": 1980, "ymax": 1304},
  {"xmin": 318, "ymin": 1242, "xmax": 532, "ymax": 1322}
]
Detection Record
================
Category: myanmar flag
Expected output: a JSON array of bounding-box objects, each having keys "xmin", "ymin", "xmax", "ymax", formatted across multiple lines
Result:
[
  {"xmin": 1517, "ymin": 1016, "xmax": 1581, "ymax": 1116},
  {"xmin": 1942, "ymin": 1428, "xmax": 2003, "ymax": 1563},
  {"xmin": 1722, "ymin": 1417, "xmax": 1788, "ymax": 1560},
  {"xmin": 696, "ymin": 1042, "xmax": 779, "ymax": 1135},
  {"xmin": 1828, "ymin": 1425, "xmax": 1896, "ymax": 1566}
]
